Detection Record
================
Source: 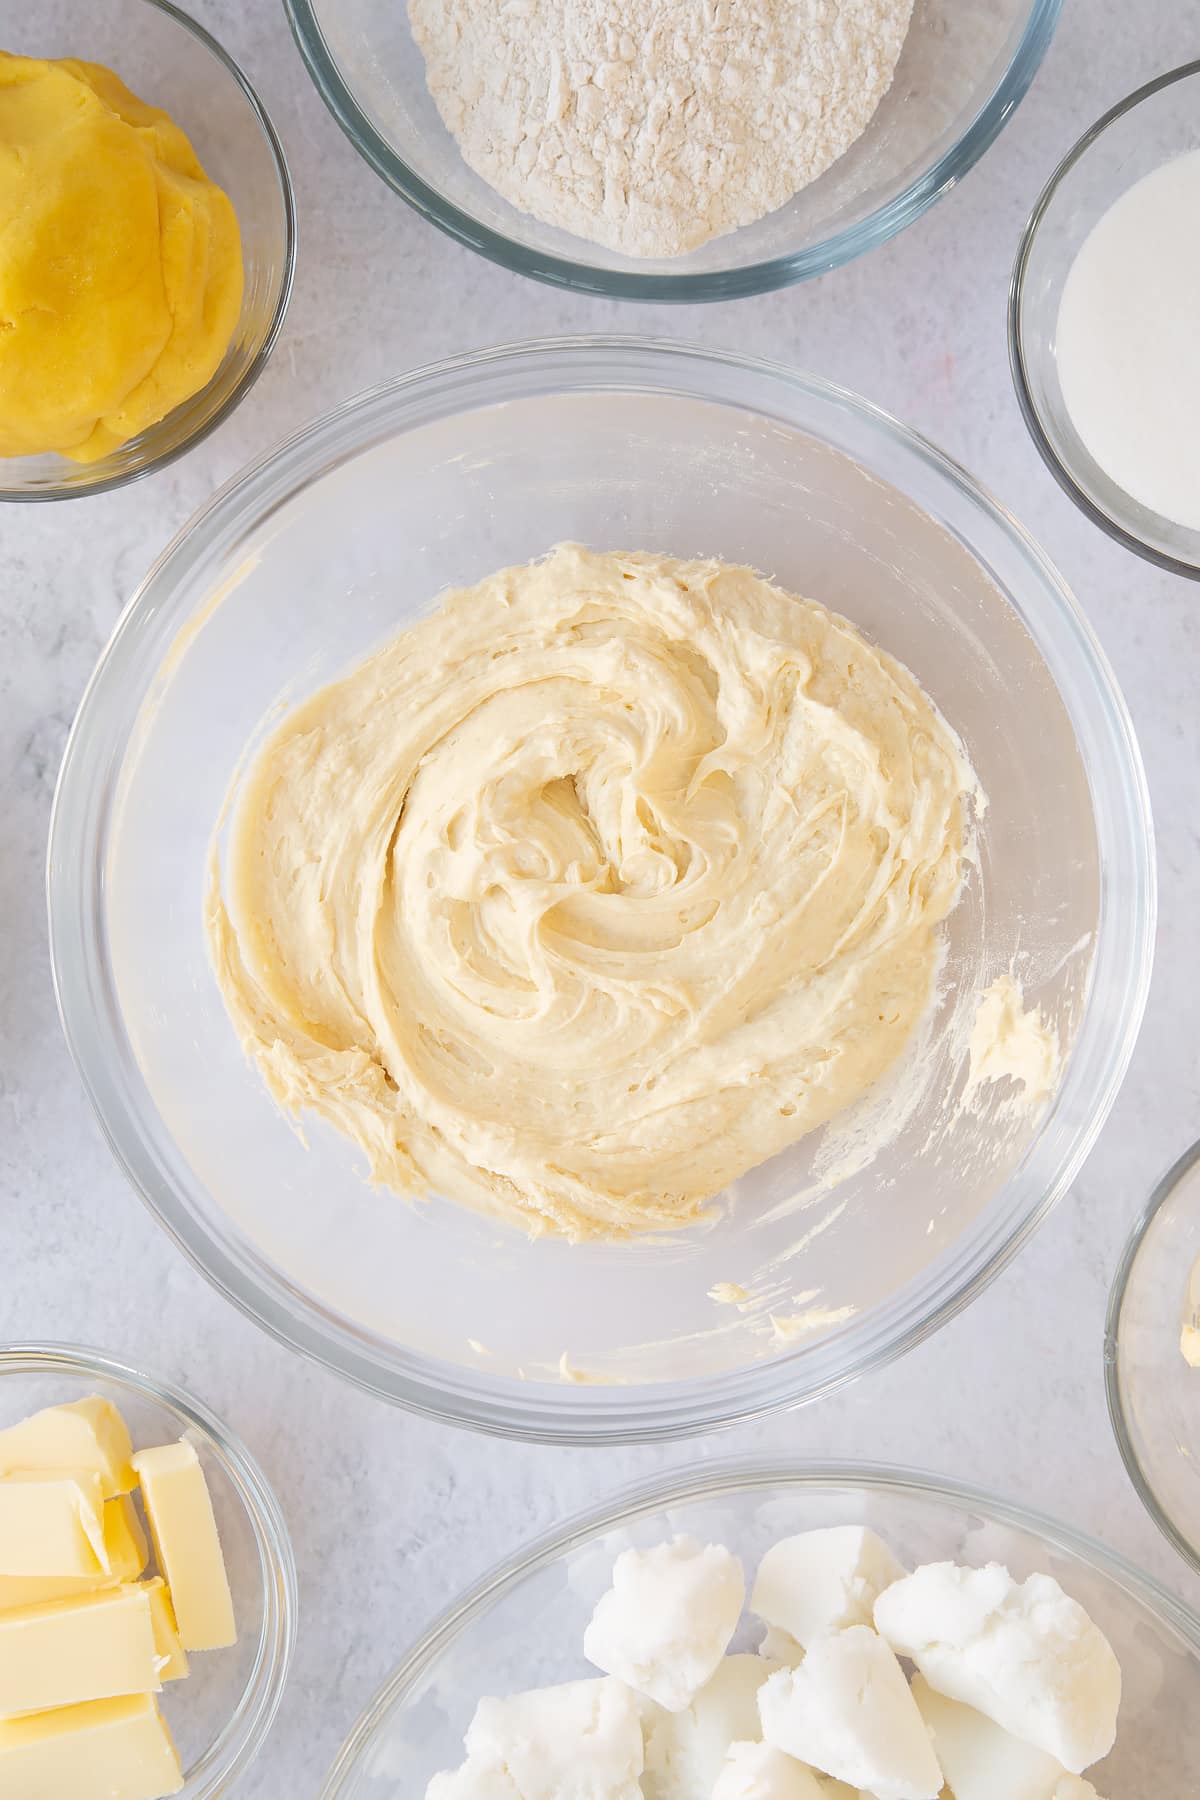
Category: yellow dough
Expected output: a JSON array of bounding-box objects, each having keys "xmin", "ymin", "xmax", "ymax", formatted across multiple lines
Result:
[
  {"xmin": 208, "ymin": 546, "xmax": 977, "ymax": 1242},
  {"xmin": 0, "ymin": 52, "xmax": 243, "ymax": 461}
]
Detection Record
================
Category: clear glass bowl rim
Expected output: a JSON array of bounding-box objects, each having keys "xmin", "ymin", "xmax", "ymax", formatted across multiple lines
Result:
[
  {"xmin": 0, "ymin": 1340, "xmax": 298, "ymax": 1795},
  {"xmin": 282, "ymin": 0, "xmax": 1063, "ymax": 301},
  {"xmin": 1105, "ymin": 1135, "xmax": 1200, "ymax": 1579},
  {"xmin": 47, "ymin": 334, "xmax": 1156, "ymax": 1446},
  {"xmin": 0, "ymin": 0, "xmax": 298, "ymax": 505},
  {"xmin": 318, "ymin": 1453, "xmax": 1200, "ymax": 1798},
  {"xmin": 1008, "ymin": 57, "xmax": 1200, "ymax": 580}
]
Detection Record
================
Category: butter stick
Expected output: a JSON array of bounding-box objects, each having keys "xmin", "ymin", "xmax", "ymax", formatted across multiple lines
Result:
[
  {"xmin": 131, "ymin": 1442, "xmax": 236, "ymax": 1651},
  {"xmin": 0, "ymin": 1397, "xmax": 136, "ymax": 1498},
  {"xmin": 0, "ymin": 1585, "xmax": 160, "ymax": 1717},
  {"xmin": 109, "ymin": 1492, "xmax": 150, "ymax": 1579},
  {"xmin": 0, "ymin": 1694, "xmax": 182, "ymax": 1799},
  {"xmin": 0, "ymin": 1493, "xmax": 147, "ymax": 1612},
  {"xmin": 139, "ymin": 1578, "xmax": 189, "ymax": 1683},
  {"xmin": 0, "ymin": 1471, "xmax": 107, "ymax": 1576}
]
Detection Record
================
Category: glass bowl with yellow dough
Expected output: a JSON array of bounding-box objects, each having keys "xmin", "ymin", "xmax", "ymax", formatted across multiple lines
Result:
[
  {"xmin": 49, "ymin": 339, "xmax": 1154, "ymax": 1443},
  {"xmin": 0, "ymin": 1343, "xmax": 296, "ymax": 1797},
  {"xmin": 0, "ymin": 0, "xmax": 294, "ymax": 501}
]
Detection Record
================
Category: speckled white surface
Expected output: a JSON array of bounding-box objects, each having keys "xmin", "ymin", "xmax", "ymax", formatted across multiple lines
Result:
[{"xmin": 2, "ymin": 1, "xmax": 1199, "ymax": 1791}]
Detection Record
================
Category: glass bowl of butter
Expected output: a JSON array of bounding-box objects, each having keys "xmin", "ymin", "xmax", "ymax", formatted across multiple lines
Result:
[
  {"xmin": 319, "ymin": 1459, "xmax": 1200, "ymax": 1797},
  {"xmin": 0, "ymin": 0, "xmax": 295, "ymax": 502},
  {"xmin": 1107, "ymin": 1138, "xmax": 1200, "ymax": 1580},
  {"xmin": 0, "ymin": 1343, "xmax": 296, "ymax": 1798},
  {"xmin": 48, "ymin": 338, "xmax": 1155, "ymax": 1443}
]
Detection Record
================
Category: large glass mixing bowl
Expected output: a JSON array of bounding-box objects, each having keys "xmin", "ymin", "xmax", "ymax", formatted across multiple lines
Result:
[
  {"xmin": 284, "ymin": 0, "xmax": 1061, "ymax": 299},
  {"xmin": 319, "ymin": 1461, "xmax": 1200, "ymax": 1797},
  {"xmin": 48, "ymin": 339, "xmax": 1154, "ymax": 1443}
]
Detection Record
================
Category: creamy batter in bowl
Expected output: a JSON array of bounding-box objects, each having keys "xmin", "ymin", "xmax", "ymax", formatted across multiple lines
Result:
[
  {"xmin": 209, "ymin": 546, "xmax": 979, "ymax": 1243},
  {"xmin": 49, "ymin": 339, "xmax": 1153, "ymax": 1441}
]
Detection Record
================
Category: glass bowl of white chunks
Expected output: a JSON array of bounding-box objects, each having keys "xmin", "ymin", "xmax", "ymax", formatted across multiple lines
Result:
[
  {"xmin": 322, "ymin": 1459, "xmax": 1200, "ymax": 1798},
  {"xmin": 0, "ymin": 1344, "xmax": 296, "ymax": 1800}
]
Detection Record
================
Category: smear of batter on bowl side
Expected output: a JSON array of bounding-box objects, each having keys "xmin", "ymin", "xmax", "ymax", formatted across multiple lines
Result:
[
  {"xmin": 960, "ymin": 974, "xmax": 1061, "ymax": 1117},
  {"xmin": 206, "ymin": 544, "xmax": 980, "ymax": 1244}
]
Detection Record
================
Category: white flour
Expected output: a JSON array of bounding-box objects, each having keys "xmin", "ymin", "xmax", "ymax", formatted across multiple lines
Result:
[{"xmin": 408, "ymin": 0, "xmax": 915, "ymax": 258}]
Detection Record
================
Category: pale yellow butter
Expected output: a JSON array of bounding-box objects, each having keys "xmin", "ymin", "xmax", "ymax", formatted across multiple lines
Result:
[
  {"xmin": 0, "ymin": 1693, "xmax": 182, "ymax": 1799},
  {"xmin": 0, "ymin": 1585, "xmax": 160, "ymax": 1717},
  {"xmin": 0, "ymin": 1397, "xmax": 136, "ymax": 1498},
  {"xmin": 131, "ymin": 1442, "xmax": 236, "ymax": 1651},
  {"xmin": 0, "ymin": 1471, "xmax": 107, "ymax": 1576},
  {"xmin": 109, "ymin": 1492, "xmax": 150, "ymax": 1579},
  {"xmin": 0, "ymin": 1493, "xmax": 147, "ymax": 1612},
  {"xmin": 139, "ymin": 1579, "xmax": 188, "ymax": 1683}
]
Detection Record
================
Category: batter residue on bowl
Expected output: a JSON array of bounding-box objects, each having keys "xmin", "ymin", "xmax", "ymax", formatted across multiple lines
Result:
[{"xmin": 207, "ymin": 545, "xmax": 979, "ymax": 1242}]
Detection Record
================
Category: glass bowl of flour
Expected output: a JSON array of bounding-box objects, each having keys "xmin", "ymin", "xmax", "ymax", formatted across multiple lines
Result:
[
  {"xmin": 1010, "ymin": 61, "xmax": 1200, "ymax": 578},
  {"xmin": 283, "ymin": 0, "xmax": 1061, "ymax": 299},
  {"xmin": 49, "ymin": 338, "xmax": 1153, "ymax": 1442}
]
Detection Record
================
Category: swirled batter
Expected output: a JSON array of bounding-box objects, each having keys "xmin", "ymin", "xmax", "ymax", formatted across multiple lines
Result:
[{"xmin": 207, "ymin": 546, "xmax": 977, "ymax": 1242}]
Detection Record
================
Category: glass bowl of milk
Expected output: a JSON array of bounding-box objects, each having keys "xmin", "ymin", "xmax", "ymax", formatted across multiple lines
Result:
[{"xmin": 1010, "ymin": 60, "xmax": 1200, "ymax": 578}]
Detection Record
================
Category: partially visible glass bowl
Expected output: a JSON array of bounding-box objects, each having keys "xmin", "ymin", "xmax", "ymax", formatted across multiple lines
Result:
[
  {"xmin": 319, "ymin": 1460, "xmax": 1200, "ymax": 1796},
  {"xmin": 285, "ymin": 0, "xmax": 1061, "ymax": 300},
  {"xmin": 1010, "ymin": 61, "xmax": 1200, "ymax": 578},
  {"xmin": 0, "ymin": 1343, "xmax": 297, "ymax": 1797},
  {"xmin": 0, "ymin": 0, "xmax": 295, "ymax": 502},
  {"xmin": 48, "ymin": 338, "xmax": 1154, "ymax": 1444},
  {"xmin": 1107, "ymin": 1139, "xmax": 1200, "ymax": 1577}
]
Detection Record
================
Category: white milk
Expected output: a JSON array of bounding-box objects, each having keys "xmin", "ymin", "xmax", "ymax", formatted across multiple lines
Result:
[{"xmin": 1056, "ymin": 146, "xmax": 1200, "ymax": 531}]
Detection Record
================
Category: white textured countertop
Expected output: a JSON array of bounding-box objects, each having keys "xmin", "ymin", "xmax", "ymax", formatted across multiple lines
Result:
[{"xmin": 3, "ymin": 1, "xmax": 1199, "ymax": 1790}]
